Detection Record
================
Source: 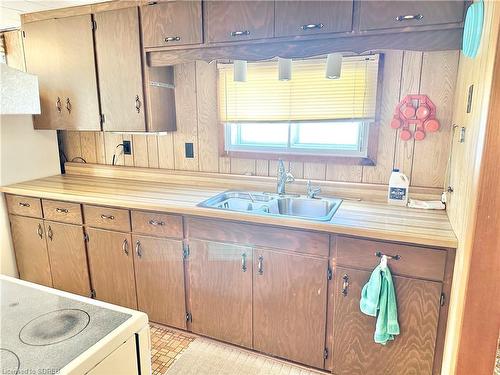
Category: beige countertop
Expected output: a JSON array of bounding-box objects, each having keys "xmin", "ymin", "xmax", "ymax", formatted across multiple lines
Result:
[{"xmin": 1, "ymin": 164, "xmax": 458, "ymax": 249}]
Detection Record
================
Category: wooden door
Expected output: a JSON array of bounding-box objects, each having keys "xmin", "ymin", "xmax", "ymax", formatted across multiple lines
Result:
[
  {"xmin": 188, "ymin": 240, "xmax": 252, "ymax": 348},
  {"xmin": 55, "ymin": 15, "xmax": 100, "ymax": 130},
  {"xmin": 332, "ymin": 267, "xmax": 442, "ymax": 375},
  {"xmin": 9, "ymin": 215, "xmax": 52, "ymax": 287},
  {"xmin": 141, "ymin": 1, "xmax": 202, "ymax": 48},
  {"xmin": 22, "ymin": 19, "xmax": 62, "ymax": 130},
  {"xmin": 205, "ymin": 1, "xmax": 274, "ymax": 43},
  {"xmin": 86, "ymin": 228, "xmax": 137, "ymax": 309},
  {"xmin": 275, "ymin": 1, "xmax": 353, "ymax": 37},
  {"xmin": 95, "ymin": 7, "xmax": 145, "ymax": 132},
  {"xmin": 133, "ymin": 235, "xmax": 186, "ymax": 329},
  {"xmin": 253, "ymin": 248, "xmax": 328, "ymax": 368},
  {"xmin": 44, "ymin": 221, "xmax": 91, "ymax": 296}
]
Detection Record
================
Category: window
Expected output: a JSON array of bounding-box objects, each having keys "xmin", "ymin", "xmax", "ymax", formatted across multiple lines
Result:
[{"xmin": 218, "ymin": 55, "xmax": 381, "ymax": 160}]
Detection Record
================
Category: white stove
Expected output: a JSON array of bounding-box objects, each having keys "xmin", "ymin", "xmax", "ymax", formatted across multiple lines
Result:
[{"xmin": 0, "ymin": 276, "xmax": 151, "ymax": 374}]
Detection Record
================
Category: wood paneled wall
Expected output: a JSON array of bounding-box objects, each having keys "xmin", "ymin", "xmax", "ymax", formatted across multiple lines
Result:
[{"xmin": 61, "ymin": 50, "xmax": 459, "ymax": 189}]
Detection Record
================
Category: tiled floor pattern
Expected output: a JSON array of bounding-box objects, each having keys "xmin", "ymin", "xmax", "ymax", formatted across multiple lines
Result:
[{"xmin": 150, "ymin": 324, "xmax": 196, "ymax": 375}]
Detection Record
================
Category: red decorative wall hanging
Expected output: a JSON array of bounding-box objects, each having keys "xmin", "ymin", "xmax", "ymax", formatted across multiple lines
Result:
[{"xmin": 390, "ymin": 95, "xmax": 440, "ymax": 141}]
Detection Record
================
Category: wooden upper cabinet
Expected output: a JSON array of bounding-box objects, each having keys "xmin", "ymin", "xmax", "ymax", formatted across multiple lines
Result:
[
  {"xmin": 205, "ymin": 1, "xmax": 275, "ymax": 43},
  {"xmin": 359, "ymin": 1, "xmax": 464, "ymax": 31},
  {"xmin": 275, "ymin": 1, "xmax": 353, "ymax": 37},
  {"xmin": 141, "ymin": 1, "xmax": 202, "ymax": 48},
  {"xmin": 9, "ymin": 215, "xmax": 52, "ymax": 287},
  {"xmin": 94, "ymin": 7, "xmax": 145, "ymax": 132},
  {"xmin": 253, "ymin": 248, "xmax": 328, "ymax": 368},
  {"xmin": 333, "ymin": 267, "xmax": 442, "ymax": 375},
  {"xmin": 188, "ymin": 240, "xmax": 253, "ymax": 348}
]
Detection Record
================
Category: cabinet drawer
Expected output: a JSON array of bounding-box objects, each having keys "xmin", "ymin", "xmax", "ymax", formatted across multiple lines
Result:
[
  {"xmin": 336, "ymin": 237, "xmax": 447, "ymax": 281},
  {"xmin": 42, "ymin": 199, "xmax": 82, "ymax": 224},
  {"xmin": 83, "ymin": 205, "xmax": 130, "ymax": 232},
  {"xmin": 6, "ymin": 195, "xmax": 42, "ymax": 218},
  {"xmin": 359, "ymin": 1, "xmax": 464, "ymax": 31},
  {"xmin": 131, "ymin": 211, "xmax": 183, "ymax": 239}
]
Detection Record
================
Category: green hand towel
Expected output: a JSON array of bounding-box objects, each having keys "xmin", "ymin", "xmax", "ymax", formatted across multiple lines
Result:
[{"xmin": 360, "ymin": 265, "xmax": 400, "ymax": 345}]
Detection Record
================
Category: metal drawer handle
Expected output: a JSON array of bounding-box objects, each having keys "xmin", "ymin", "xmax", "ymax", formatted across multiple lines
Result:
[
  {"xmin": 341, "ymin": 274, "xmax": 349, "ymax": 297},
  {"xmin": 122, "ymin": 239, "xmax": 129, "ymax": 256},
  {"xmin": 37, "ymin": 223, "xmax": 43, "ymax": 239},
  {"xmin": 135, "ymin": 95, "xmax": 141, "ymax": 113},
  {"xmin": 230, "ymin": 30, "xmax": 250, "ymax": 37},
  {"xmin": 56, "ymin": 97, "xmax": 62, "ymax": 113},
  {"xmin": 241, "ymin": 253, "xmax": 247, "ymax": 272},
  {"xmin": 257, "ymin": 255, "xmax": 264, "ymax": 275},
  {"xmin": 100, "ymin": 214, "xmax": 115, "ymax": 220},
  {"xmin": 65, "ymin": 98, "xmax": 72, "ymax": 113},
  {"xmin": 395, "ymin": 14, "xmax": 423, "ymax": 21},
  {"xmin": 375, "ymin": 251, "xmax": 401, "ymax": 260},
  {"xmin": 18, "ymin": 202, "xmax": 31, "ymax": 207},
  {"xmin": 55, "ymin": 208, "xmax": 69, "ymax": 214},
  {"xmin": 164, "ymin": 36, "xmax": 180, "ymax": 42},
  {"xmin": 47, "ymin": 225, "xmax": 53, "ymax": 241},
  {"xmin": 300, "ymin": 23, "xmax": 324, "ymax": 30},
  {"xmin": 136, "ymin": 240, "xmax": 142, "ymax": 258},
  {"xmin": 148, "ymin": 219, "xmax": 165, "ymax": 226}
]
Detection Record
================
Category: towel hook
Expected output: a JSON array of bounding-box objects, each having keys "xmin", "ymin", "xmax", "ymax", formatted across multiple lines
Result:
[{"xmin": 375, "ymin": 251, "xmax": 401, "ymax": 261}]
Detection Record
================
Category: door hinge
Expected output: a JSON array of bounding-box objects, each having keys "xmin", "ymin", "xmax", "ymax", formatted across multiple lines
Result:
[
  {"xmin": 327, "ymin": 267, "xmax": 333, "ymax": 281},
  {"xmin": 90, "ymin": 289, "xmax": 96, "ymax": 299},
  {"xmin": 100, "ymin": 113, "xmax": 105, "ymax": 125},
  {"xmin": 185, "ymin": 312, "xmax": 192, "ymax": 323},
  {"xmin": 84, "ymin": 232, "xmax": 89, "ymax": 242},
  {"xmin": 440, "ymin": 292, "xmax": 446, "ymax": 307},
  {"xmin": 324, "ymin": 348, "xmax": 329, "ymax": 359},
  {"xmin": 183, "ymin": 243, "xmax": 190, "ymax": 259},
  {"xmin": 91, "ymin": 19, "xmax": 97, "ymax": 31}
]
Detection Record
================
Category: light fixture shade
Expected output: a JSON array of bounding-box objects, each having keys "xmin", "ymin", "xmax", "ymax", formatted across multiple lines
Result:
[
  {"xmin": 325, "ymin": 53, "xmax": 343, "ymax": 79},
  {"xmin": 0, "ymin": 63, "xmax": 40, "ymax": 115},
  {"xmin": 278, "ymin": 58, "xmax": 292, "ymax": 81},
  {"xmin": 233, "ymin": 60, "xmax": 247, "ymax": 82}
]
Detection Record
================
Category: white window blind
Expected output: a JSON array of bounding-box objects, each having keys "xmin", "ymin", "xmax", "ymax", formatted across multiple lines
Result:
[{"xmin": 218, "ymin": 54, "xmax": 380, "ymax": 123}]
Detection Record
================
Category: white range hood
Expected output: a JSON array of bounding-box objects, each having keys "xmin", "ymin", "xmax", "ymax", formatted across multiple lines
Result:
[{"xmin": 0, "ymin": 63, "xmax": 40, "ymax": 115}]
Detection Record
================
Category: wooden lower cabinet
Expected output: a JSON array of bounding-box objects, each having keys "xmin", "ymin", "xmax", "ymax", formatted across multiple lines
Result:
[
  {"xmin": 253, "ymin": 248, "xmax": 328, "ymax": 368},
  {"xmin": 86, "ymin": 228, "xmax": 137, "ymax": 309},
  {"xmin": 188, "ymin": 240, "xmax": 253, "ymax": 348},
  {"xmin": 133, "ymin": 235, "xmax": 186, "ymax": 329},
  {"xmin": 9, "ymin": 215, "xmax": 52, "ymax": 287},
  {"xmin": 44, "ymin": 221, "xmax": 91, "ymax": 296},
  {"xmin": 332, "ymin": 267, "xmax": 442, "ymax": 375}
]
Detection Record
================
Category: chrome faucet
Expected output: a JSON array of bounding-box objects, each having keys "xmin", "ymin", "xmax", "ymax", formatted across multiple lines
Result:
[
  {"xmin": 306, "ymin": 180, "xmax": 321, "ymax": 199},
  {"xmin": 276, "ymin": 160, "xmax": 295, "ymax": 195}
]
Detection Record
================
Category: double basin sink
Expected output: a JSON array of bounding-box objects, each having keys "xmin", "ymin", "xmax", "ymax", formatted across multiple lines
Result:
[{"xmin": 198, "ymin": 191, "xmax": 342, "ymax": 222}]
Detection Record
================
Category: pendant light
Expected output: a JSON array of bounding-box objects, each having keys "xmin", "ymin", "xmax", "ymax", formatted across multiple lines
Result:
[
  {"xmin": 233, "ymin": 60, "xmax": 247, "ymax": 82},
  {"xmin": 325, "ymin": 53, "xmax": 343, "ymax": 79},
  {"xmin": 278, "ymin": 58, "xmax": 292, "ymax": 81}
]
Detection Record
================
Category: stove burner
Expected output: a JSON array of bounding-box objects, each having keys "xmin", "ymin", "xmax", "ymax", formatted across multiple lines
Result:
[
  {"xmin": 19, "ymin": 309, "xmax": 90, "ymax": 346},
  {"xmin": 0, "ymin": 348, "xmax": 20, "ymax": 374}
]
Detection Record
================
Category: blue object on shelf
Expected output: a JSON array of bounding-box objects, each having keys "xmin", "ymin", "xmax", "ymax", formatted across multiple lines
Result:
[{"xmin": 462, "ymin": 0, "xmax": 484, "ymax": 58}]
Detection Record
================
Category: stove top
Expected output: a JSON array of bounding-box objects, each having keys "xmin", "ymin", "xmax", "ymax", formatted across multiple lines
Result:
[{"xmin": 1, "ymin": 279, "xmax": 131, "ymax": 374}]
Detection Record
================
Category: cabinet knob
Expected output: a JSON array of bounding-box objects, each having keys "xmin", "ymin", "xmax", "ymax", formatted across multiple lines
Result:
[
  {"xmin": 148, "ymin": 219, "xmax": 165, "ymax": 226},
  {"xmin": 55, "ymin": 208, "xmax": 69, "ymax": 214},
  {"xmin": 230, "ymin": 30, "xmax": 250, "ymax": 37},
  {"xmin": 100, "ymin": 214, "xmax": 115, "ymax": 220},
  {"xmin": 135, "ymin": 95, "xmax": 141, "ymax": 113},
  {"xmin": 136, "ymin": 240, "xmax": 142, "ymax": 258},
  {"xmin": 65, "ymin": 98, "xmax": 72, "ymax": 113},
  {"xmin": 56, "ymin": 97, "xmax": 62, "ymax": 113},
  {"xmin": 300, "ymin": 23, "xmax": 324, "ymax": 31},
  {"xmin": 164, "ymin": 36, "xmax": 181, "ymax": 42},
  {"xmin": 122, "ymin": 239, "xmax": 129, "ymax": 256},
  {"xmin": 395, "ymin": 14, "xmax": 423, "ymax": 22},
  {"xmin": 18, "ymin": 202, "xmax": 30, "ymax": 207},
  {"xmin": 36, "ymin": 223, "xmax": 43, "ymax": 239}
]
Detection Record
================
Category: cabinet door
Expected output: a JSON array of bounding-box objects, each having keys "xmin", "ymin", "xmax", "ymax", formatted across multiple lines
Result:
[
  {"xmin": 332, "ymin": 267, "xmax": 442, "ymax": 375},
  {"xmin": 205, "ymin": 1, "xmax": 274, "ymax": 43},
  {"xmin": 275, "ymin": 1, "xmax": 353, "ymax": 37},
  {"xmin": 44, "ymin": 221, "xmax": 91, "ymax": 296},
  {"xmin": 359, "ymin": 1, "xmax": 464, "ymax": 31},
  {"xmin": 56, "ymin": 15, "xmax": 100, "ymax": 130},
  {"xmin": 9, "ymin": 215, "xmax": 52, "ymax": 287},
  {"xmin": 86, "ymin": 228, "xmax": 137, "ymax": 309},
  {"xmin": 95, "ymin": 7, "xmax": 146, "ymax": 132},
  {"xmin": 22, "ymin": 19, "xmax": 62, "ymax": 130},
  {"xmin": 133, "ymin": 235, "xmax": 186, "ymax": 329},
  {"xmin": 253, "ymin": 248, "xmax": 328, "ymax": 368},
  {"xmin": 141, "ymin": 1, "xmax": 202, "ymax": 48},
  {"xmin": 188, "ymin": 240, "xmax": 252, "ymax": 348}
]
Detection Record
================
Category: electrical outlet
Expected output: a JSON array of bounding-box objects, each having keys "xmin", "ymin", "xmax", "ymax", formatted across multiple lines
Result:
[
  {"xmin": 185, "ymin": 143, "xmax": 194, "ymax": 158},
  {"xmin": 123, "ymin": 140, "xmax": 132, "ymax": 155}
]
